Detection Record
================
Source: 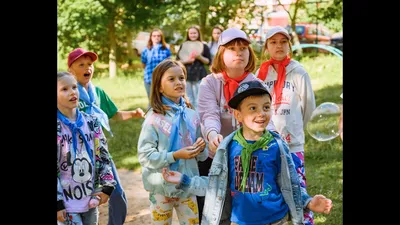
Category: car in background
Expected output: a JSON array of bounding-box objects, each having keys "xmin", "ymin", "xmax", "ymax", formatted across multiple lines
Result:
[
  {"xmin": 132, "ymin": 32, "xmax": 150, "ymax": 57},
  {"xmin": 286, "ymin": 23, "xmax": 332, "ymax": 45},
  {"xmin": 132, "ymin": 31, "xmax": 178, "ymax": 56},
  {"xmin": 330, "ymin": 31, "xmax": 343, "ymax": 51}
]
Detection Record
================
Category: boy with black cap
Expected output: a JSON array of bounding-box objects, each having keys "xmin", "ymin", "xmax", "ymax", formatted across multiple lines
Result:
[{"xmin": 162, "ymin": 80, "xmax": 332, "ymax": 225}]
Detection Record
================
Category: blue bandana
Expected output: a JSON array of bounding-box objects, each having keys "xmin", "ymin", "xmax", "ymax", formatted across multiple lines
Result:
[
  {"xmin": 161, "ymin": 96, "xmax": 196, "ymax": 170},
  {"xmin": 78, "ymin": 82, "xmax": 113, "ymax": 136},
  {"xmin": 57, "ymin": 108, "xmax": 94, "ymax": 165}
]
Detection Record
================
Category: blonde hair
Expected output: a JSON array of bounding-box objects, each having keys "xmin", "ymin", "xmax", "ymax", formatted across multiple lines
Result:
[
  {"xmin": 211, "ymin": 39, "xmax": 257, "ymax": 73},
  {"xmin": 150, "ymin": 59, "xmax": 192, "ymax": 115}
]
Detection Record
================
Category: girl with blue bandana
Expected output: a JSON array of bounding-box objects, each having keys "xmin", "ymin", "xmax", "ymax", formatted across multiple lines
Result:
[
  {"xmin": 57, "ymin": 72, "xmax": 116, "ymax": 225},
  {"xmin": 67, "ymin": 48, "xmax": 145, "ymax": 225},
  {"xmin": 137, "ymin": 59, "xmax": 208, "ymax": 225}
]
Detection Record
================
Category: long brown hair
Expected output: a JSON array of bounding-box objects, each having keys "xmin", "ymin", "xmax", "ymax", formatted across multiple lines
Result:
[
  {"xmin": 211, "ymin": 39, "xmax": 257, "ymax": 73},
  {"xmin": 150, "ymin": 59, "xmax": 192, "ymax": 115},
  {"xmin": 185, "ymin": 25, "xmax": 202, "ymax": 42},
  {"xmin": 147, "ymin": 28, "xmax": 168, "ymax": 49}
]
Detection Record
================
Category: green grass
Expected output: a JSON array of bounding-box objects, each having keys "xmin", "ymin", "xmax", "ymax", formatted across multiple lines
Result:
[{"xmin": 89, "ymin": 53, "xmax": 342, "ymax": 224}]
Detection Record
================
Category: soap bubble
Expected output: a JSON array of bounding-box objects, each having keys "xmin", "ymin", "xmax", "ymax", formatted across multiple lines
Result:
[{"xmin": 307, "ymin": 102, "xmax": 341, "ymax": 141}]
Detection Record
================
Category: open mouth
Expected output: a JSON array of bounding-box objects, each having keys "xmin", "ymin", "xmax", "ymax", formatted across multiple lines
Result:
[
  {"xmin": 84, "ymin": 73, "xmax": 91, "ymax": 77},
  {"xmin": 70, "ymin": 97, "xmax": 77, "ymax": 102}
]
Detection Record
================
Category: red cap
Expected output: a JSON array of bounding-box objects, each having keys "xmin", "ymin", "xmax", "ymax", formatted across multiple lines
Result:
[{"xmin": 67, "ymin": 48, "xmax": 98, "ymax": 68}]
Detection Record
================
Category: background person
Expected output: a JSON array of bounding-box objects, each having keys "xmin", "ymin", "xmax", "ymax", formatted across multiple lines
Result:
[
  {"xmin": 141, "ymin": 28, "xmax": 172, "ymax": 102},
  {"xmin": 207, "ymin": 24, "xmax": 224, "ymax": 62},
  {"xmin": 176, "ymin": 25, "xmax": 211, "ymax": 109}
]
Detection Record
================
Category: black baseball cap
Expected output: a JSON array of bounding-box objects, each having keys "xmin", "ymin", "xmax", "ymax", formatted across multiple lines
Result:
[{"xmin": 228, "ymin": 80, "xmax": 271, "ymax": 109}]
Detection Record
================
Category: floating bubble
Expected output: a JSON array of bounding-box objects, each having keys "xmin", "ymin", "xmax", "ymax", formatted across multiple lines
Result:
[{"xmin": 307, "ymin": 102, "xmax": 341, "ymax": 141}]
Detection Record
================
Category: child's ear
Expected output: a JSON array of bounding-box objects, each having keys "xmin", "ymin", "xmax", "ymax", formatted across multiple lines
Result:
[{"xmin": 233, "ymin": 109, "xmax": 242, "ymax": 122}]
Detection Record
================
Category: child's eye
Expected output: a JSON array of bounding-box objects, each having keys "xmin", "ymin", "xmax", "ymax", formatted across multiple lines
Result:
[
  {"xmin": 179, "ymin": 76, "xmax": 185, "ymax": 80},
  {"xmin": 249, "ymin": 106, "xmax": 256, "ymax": 111},
  {"xmin": 240, "ymin": 47, "xmax": 247, "ymax": 51},
  {"xmin": 263, "ymin": 106, "xmax": 270, "ymax": 111}
]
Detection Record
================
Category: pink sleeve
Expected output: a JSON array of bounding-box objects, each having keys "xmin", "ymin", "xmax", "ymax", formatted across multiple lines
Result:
[{"xmin": 198, "ymin": 75, "xmax": 221, "ymax": 141}]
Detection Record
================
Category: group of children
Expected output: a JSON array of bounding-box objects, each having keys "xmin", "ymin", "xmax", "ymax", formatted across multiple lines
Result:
[{"xmin": 57, "ymin": 25, "xmax": 333, "ymax": 225}]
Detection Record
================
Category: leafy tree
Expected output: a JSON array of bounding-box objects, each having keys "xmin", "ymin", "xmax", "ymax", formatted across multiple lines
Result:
[{"xmin": 58, "ymin": 0, "xmax": 165, "ymax": 78}]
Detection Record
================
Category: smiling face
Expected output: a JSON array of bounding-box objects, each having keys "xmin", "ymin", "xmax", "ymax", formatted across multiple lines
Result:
[
  {"xmin": 159, "ymin": 66, "xmax": 186, "ymax": 103},
  {"xmin": 68, "ymin": 55, "xmax": 95, "ymax": 87},
  {"xmin": 265, "ymin": 33, "xmax": 290, "ymax": 61},
  {"xmin": 188, "ymin": 28, "xmax": 200, "ymax": 41},
  {"xmin": 234, "ymin": 94, "xmax": 272, "ymax": 139},
  {"xmin": 57, "ymin": 75, "xmax": 79, "ymax": 112}
]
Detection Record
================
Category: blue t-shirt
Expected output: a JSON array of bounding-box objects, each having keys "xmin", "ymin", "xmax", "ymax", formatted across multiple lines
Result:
[{"xmin": 228, "ymin": 138, "xmax": 288, "ymax": 225}]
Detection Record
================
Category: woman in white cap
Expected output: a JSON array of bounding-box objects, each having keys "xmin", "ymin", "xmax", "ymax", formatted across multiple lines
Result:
[
  {"xmin": 255, "ymin": 26, "xmax": 316, "ymax": 225},
  {"xmin": 196, "ymin": 27, "xmax": 276, "ymax": 221}
]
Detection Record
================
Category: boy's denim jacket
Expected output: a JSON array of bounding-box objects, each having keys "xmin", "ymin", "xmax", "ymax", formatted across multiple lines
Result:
[{"xmin": 179, "ymin": 130, "xmax": 312, "ymax": 225}]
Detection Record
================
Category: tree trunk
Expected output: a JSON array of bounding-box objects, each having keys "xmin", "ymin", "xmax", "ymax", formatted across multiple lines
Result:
[
  {"xmin": 126, "ymin": 30, "xmax": 134, "ymax": 65},
  {"xmin": 108, "ymin": 21, "xmax": 117, "ymax": 78},
  {"xmin": 199, "ymin": 0, "xmax": 210, "ymax": 39}
]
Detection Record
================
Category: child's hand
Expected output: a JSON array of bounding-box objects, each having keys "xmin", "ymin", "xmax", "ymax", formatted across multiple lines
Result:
[
  {"xmin": 132, "ymin": 108, "xmax": 145, "ymax": 118},
  {"xmin": 92, "ymin": 192, "xmax": 110, "ymax": 206},
  {"xmin": 162, "ymin": 168, "xmax": 182, "ymax": 184},
  {"xmin": 173, "ymin": 146, "xmax": 202, "ymax": 160},
  {"xmin": 208, "ymin": 132, "xmax": 223, "ymax": 153},
  {"xmin": 307, "ymin": 194, "xmax": 333, "ymax": 214},
  {"xmin": 89, "ymin": 196, "xmax": 100, "ymax": 208},
  {"xmin": 57, "ymin": 209, "xmax": 67, "ymax": 222},
  {"xmin": 192, "ymin": 137, "xmax": 206, "ymax": 153}
]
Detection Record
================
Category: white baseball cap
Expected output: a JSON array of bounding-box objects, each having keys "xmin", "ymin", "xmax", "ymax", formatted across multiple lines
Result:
[
  {"xmin": 265, "ymin": 26, "xmax": 291, "ymax": 40},
  {"xmin": 218, "ymin": 28, "xmax": 250, "ymax": 46}
]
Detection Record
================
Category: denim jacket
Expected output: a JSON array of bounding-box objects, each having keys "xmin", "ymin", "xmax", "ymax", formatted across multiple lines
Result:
[{"xmin": 179, "ymin": 130, "xmax": 312, "ymax": 225}]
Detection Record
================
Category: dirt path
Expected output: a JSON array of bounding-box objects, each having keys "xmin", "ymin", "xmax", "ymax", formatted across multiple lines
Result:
[{"xmin": 97, "ymin": 169, "xmax": 179, "ymax": 225}]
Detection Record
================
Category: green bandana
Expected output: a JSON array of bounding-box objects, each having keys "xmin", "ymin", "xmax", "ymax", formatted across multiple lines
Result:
[{"xmin": 233, "ymin": 127, "xmax": 273, "ymax": 192}]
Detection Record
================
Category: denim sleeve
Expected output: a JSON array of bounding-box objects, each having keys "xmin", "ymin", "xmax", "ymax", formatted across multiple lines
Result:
[
  {"xmin": 138, "ymin": 115, "xmax": 176, "ymax": 169},
  {"xmin": 176, "ymin": 174, "xmax": 209, "ymax": 197},
  {"xmin": 290, "ymin": 152, "xmax": 312, "ymax": 211}
]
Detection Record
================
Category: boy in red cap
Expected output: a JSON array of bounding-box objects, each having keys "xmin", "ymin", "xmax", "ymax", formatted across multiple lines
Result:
[{"xmin": 67, "ymin": 47, "xmax": 145, "ymax": 225}]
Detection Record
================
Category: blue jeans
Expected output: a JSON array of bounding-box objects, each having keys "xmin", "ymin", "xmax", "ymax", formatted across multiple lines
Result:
[
  {"xmin": 144, "ymin": 81, "xmax": 151, "ymax": 100},
  {"xmin": 108, "ymin": 159, "xmax": 127, "ymax": 225},
  {"xmin": 186, "ymin": 81, "xmax": 199, "ymax": 109},
  {"xmin": 57, "ymin": 207, "xmax": 98, "ymax": 225}
]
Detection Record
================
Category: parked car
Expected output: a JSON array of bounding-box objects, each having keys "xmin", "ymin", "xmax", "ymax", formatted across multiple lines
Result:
[
  {"xmin": 330, "ymin": 31, "xmax": 343, "ymax": 51},
  {"xmin": 132, "ymin": 31, "xmax": 150, "ymax": 57},
  {"xmin": 132, "ymin": 31, "xmax": 177, "ymax": 56},
  {"xmin": 286, "ymin": 23, "xmax": 332, "ymax": 45}
]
